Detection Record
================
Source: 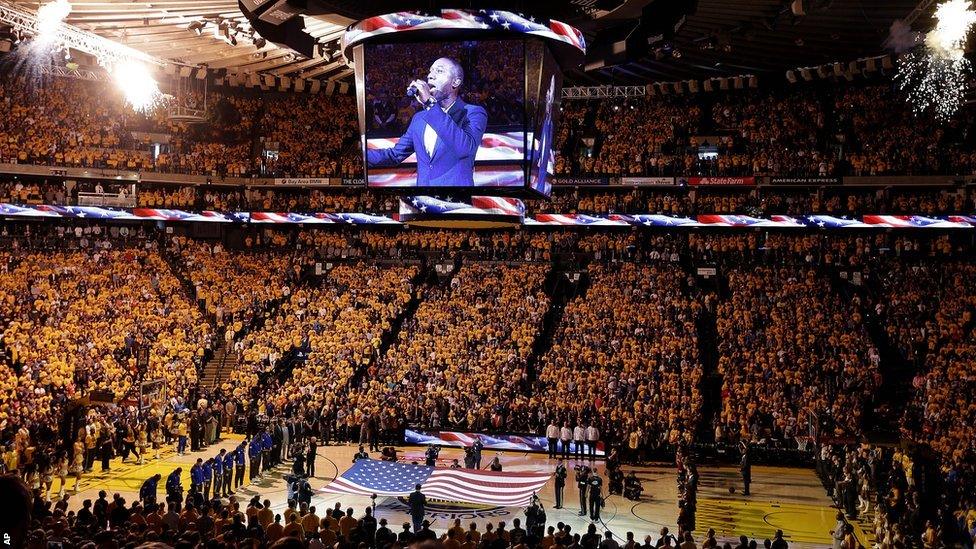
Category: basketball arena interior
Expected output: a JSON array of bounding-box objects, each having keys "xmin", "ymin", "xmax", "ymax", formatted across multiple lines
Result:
[{"xmin": 0, "ymin": 0, "xmax": 974, "ymax": 548}]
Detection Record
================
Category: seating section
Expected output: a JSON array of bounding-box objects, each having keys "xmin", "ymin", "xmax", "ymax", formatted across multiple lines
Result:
[
  {"xmin": 3, "ymin": 72, "xmax": 976, "ymax": 179},
  {"xmin": 905, "ymin": 263, "xmax": 976, "ymax": 465},
  {"xmin": 357, "ymin": 263, "xmax": 549, "ymax": 431},
  {"xmin": 716, "ymin": 267, "xmax": 878, "ymax": 440},
  {"xmin": 168, "ymin": 238, "xmax": 299, "ymax": 337},
  {"xmin": 0, "ymin": 247, "xmax": 210, "ymax": 428},
  {"xmin": 230, "ymin": 264, "xmax": 417, "ymax": 410},
  {"xmin": 538, "ymin": 262, "xmax": 703, "ymax": 445}
]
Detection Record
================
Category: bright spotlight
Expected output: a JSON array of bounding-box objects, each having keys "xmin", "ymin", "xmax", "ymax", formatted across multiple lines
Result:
[
  {"xmin": 36, "ymin": 0, "xmax": 72, "ymax": 47},
  {"xmin": 112, "ymin": 60, "xmax": 167, "ymax": 113}
]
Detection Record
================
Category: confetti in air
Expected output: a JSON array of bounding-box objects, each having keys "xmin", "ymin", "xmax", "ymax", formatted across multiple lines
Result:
[
  {"xmin": 0, "ymin": 0, "xmax": 72, "ymax": 84},
  {"xmin": 895, "ymin": 0, "xmax": 976, "ymax": 120}
]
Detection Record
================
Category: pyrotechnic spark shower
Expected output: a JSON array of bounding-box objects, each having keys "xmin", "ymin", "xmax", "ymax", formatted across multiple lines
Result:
[
  {"xmin": 112, "ymin": 60, "xmax": 168, "ymax": 114},
  {"xmin": 895, "ymin": 0, "xmax": 976, "ymax": 120},
  {"xmin": 35, "ymin": 0, "xmax": 71, "ymax": 48}
]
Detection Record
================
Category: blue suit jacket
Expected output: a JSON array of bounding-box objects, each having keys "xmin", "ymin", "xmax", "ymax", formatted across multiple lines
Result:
[{"xmin": 367, "ymin": 98, "xmax": 488, "ymax": 187}]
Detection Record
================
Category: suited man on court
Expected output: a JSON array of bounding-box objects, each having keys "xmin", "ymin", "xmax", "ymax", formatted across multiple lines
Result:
[
  {"xmin": 554, "ymin": 459, "xmax": 567, "ymax": 509},
  {"xmin": 408, "ymin": 483, "xmax": 427, "ymax": 534},
  {"xmin": 367, "ymin": 57, "xmax": 488, "ymax": 187}
]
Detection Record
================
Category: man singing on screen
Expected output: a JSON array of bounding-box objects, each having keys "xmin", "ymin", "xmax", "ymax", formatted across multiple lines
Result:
[{"xmin": 367, "ymin": 57, "xmax": 488, "ymax": 187}]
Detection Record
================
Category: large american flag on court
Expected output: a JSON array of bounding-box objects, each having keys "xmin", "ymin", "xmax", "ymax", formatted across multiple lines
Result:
[{"xmin": 320, "ymin": 459, "xmax": 550, "ymax": 507}]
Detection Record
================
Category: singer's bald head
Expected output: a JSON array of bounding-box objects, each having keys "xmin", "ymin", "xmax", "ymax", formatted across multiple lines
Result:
[{"xmin": 427, "ymin": 57, "xmax": 464, "ymax": 102}]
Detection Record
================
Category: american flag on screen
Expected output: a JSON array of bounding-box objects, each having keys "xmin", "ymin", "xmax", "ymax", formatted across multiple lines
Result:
[
  {"xmin": 320, "ymin": 459, "xmax": 550, "ymax": 507},
  {"xmin": 696, "ymin": 214, "xmax": 804, "ymax": 227},
  {"xmin": 343, "ymin": 10, "xmax": 585, "ymax": 54},
  {"xmin": 400, "ymin": 196, "xmax": 525, "ymax": 217},
  {"xmin": 860, "ymin": 215, "xmax": 974, "ymax": 228}
]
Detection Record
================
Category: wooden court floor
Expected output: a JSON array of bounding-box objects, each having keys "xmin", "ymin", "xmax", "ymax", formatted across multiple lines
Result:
[{"xmin": 56, "ymin": 436, "xmax": 860, "ymax": 549}]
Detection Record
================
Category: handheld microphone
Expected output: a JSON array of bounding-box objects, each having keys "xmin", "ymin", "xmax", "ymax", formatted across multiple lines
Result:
[{"xmin": 406, "ymin": 84, "xmax": 419, "ymax": 97}]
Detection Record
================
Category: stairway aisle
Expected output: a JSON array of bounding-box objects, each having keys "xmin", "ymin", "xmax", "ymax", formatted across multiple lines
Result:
[
  {"xmin": 695, "ymin": 300, "xmax": 722, "ymax": 443},
  {"xmin": 199, "ymin": 341, "xmax": 228, "ymax": 389},
  {"xmin": 524, "ymin": 258, "xmax": 590, "ymax": 389}
]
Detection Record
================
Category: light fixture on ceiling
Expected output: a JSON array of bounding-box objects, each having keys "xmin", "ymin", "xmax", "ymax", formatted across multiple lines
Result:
[{"xmin": 186, "ymin": 20, "xmax": 205, "ymax": 35}]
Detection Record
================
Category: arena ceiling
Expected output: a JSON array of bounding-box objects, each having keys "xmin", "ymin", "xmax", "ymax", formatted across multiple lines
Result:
[
  {"xmin": 9, "ymin": 0, "xmax": 943, "ymax": 85},
  {"xmin": 583, "ymin": 0, "xmax": 937, "ymax": 85},
  {"xmin": 15, "ymin": 0, "xmax": 356, "ymax": 81}
]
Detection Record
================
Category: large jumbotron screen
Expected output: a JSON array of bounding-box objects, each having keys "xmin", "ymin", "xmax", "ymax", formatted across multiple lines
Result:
[{"xmin": 355, "ymin": 37, "xmax": 559, "ymax": 196}]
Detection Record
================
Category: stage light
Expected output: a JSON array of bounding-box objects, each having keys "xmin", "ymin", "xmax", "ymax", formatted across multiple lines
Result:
[{"xmin": 113, "ymin": 60, "xmax": 166, "ymax": 113}]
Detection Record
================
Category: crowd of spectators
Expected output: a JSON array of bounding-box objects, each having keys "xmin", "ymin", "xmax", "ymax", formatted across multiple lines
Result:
[
  {"xmin": 259, "ymin": 94, "xmax": 360, "ymax": 178},
  {"xmin": 556, "ymin": 85, "xmax": 976, "ymax": 178},
  {"xmin": 0, "ymin": 235, "xmax": 212, "ymax": 450},
  {"xmin": 2, "ymin": 177, "xmax": 971, "ymax": 222},
  {"xmin": 716, "ymin": 267, "xmax": 879, "ymax": 441},
  {"xmin": 555, "ymin": 98, "xmax": 701, "ymax": 176},
  {"xmin": 905, "ymin": 263, "xmax": 976, "ymax": 465},
  {"xmin": 356, "ymin": 263, "xmax": 549, "ymax": 432},
  {"xmin": 538, "ymin": 262, "xmax": 704, "ymax": 452},
  {"xmin": 166, "ymin": 238, "xmax": 300, "ymax": 338},
  {"xmin": 1, "ymin": 218, "xmax": 975, "ymax": 549},
  {"xmin": 818, "ymin": 442, "xmax": 976, "ymax": 549},
  {"xmin": 231, "ymin": 263, "xmax": 417, "ymax": 412},
  {"xmin": 7, "ymin": 69, "xmax": 976, "ymax": 181}
]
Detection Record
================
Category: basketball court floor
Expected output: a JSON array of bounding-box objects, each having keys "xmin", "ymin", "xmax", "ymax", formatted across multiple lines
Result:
[{"xmin": 56, "ymin": 435, "xmax": 862, "ymax": 549}]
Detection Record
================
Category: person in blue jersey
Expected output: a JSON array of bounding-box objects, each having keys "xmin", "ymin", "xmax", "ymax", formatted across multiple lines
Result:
[
  {"xmin": 201, "ymin": 458, "xmax": 213, "ymax": 500},
  {"xmin": 165, "ymin": 467, "xmax": 183, "ymax": 506},
  {"xmin": 212, "ymin": 450, "xmax": 223, "ymax": 498},
  {"xmin": 234, "ymin": 443, "xmax": 246, "ymax": 490},
  {"xmin": 139, "ymin": 473, "xmax": 161, "ymax": 506}
]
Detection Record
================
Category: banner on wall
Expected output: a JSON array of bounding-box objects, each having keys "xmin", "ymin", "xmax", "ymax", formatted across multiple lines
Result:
[
  {"xmin": 273, "ymin": 178, "xmax": 331, "ymax": 186},
  {"xmin": 405, "ymin": 429, "xmax": 606, "ymax": 457},
  {"xmin": 0, "ymin": 204, "xmax": 234, "ymax": 222},
  {"xmin": 804, "ymin": 215, "xmax": 872, "ymax": 228},
  {"xmin": 2, "ymin": 203, "xmax": 974, "ymax": 229},
  {"xmin": 626, "ymin": 214, "xmax": 702, "ymax": 226},
  {"xmin": 240, "ymin": 212, "xmax": 400, "ymax": 224},
  {"xmin": 247, "ymin": 212, "xmax": 337, "ymax": 224},
  {"xmin": 684, "ymin": 176, "xmax": 756, "ymax": 186},
  {"xmin": 769, "ymin": 176, "xmax": 842, "ymax": 185},
  {"xmin": 551, "ymin": 176, "xmax": 610, "ymax": 186},
  {"xmin": 619, "ymin": 176, "xmax": 675, "ymax": 186}
]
